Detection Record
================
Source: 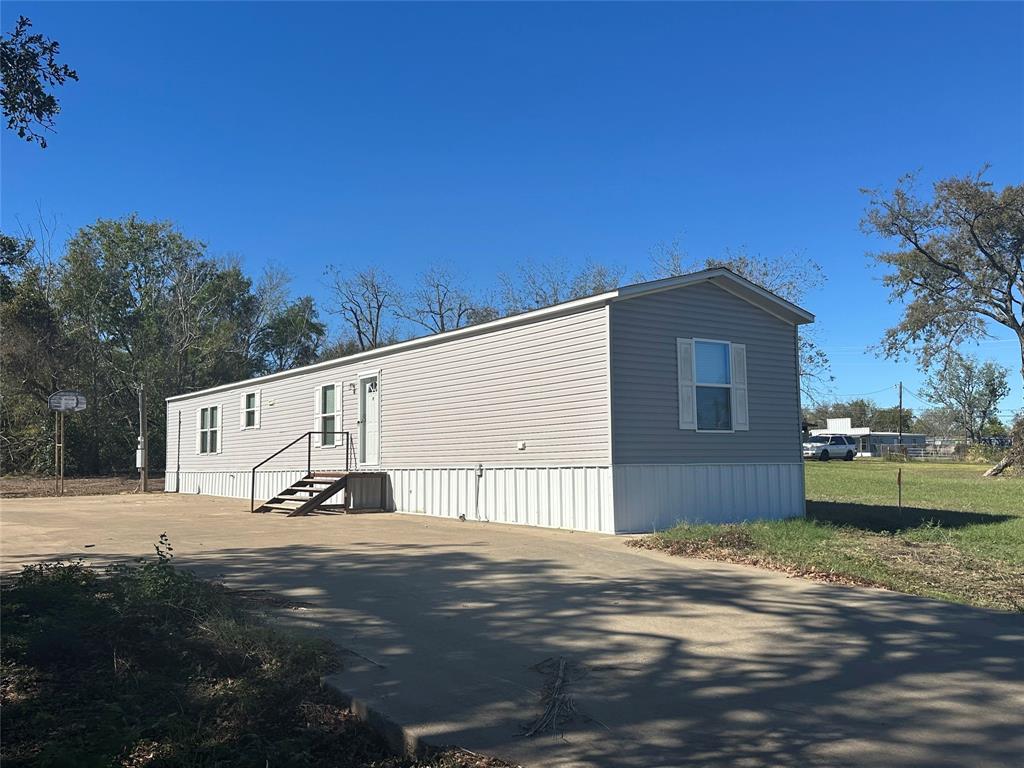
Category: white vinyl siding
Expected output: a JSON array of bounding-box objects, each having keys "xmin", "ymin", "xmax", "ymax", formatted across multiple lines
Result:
[{"xmin": 166, "ymin": 306, "xmax": 610, "ymax": 475}]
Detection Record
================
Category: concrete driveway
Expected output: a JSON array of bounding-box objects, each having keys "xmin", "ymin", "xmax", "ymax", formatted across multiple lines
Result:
[{"xmin": 1, "ymin": 493, "xmax": 1022, "ymax": 768}]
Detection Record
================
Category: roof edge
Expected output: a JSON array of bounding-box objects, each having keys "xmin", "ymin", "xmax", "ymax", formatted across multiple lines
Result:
[{"xmin": 166, "ymin": 267, "xmax": 814, "ymax": 404}]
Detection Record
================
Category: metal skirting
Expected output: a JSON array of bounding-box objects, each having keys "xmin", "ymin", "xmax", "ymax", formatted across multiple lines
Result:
[
  {"xmin": 385, "ymin": 465, "xmax": 615, "ymax": 533},
  {"xmin": 611, "ymin": 463, "xmax": 805, "ymax": 533},
  {"xmin": 168, "ymin": 465, "xmax": 616, "ymax": 533},
  {"xmin": 169, "ymin": 469, "xmax": 305, "ymax": 502},
  {"xmin": 167, "ymin": 463, "xmax": 802, "ymax": 534}
]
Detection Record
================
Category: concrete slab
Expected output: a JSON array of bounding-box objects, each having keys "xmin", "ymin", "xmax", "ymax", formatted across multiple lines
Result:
[{"xmin": 1, "ymin": 493, "xmax": 1022, "ymax": 768}]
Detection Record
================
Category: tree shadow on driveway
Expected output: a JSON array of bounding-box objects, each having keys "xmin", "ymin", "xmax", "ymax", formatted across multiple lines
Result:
[{"xmin": 10, "ymin": 532, "xmax": 1024, "ymax": 768}]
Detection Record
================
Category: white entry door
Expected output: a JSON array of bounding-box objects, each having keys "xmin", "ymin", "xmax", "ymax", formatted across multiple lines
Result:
[{"xmin": 359, "ymin": 375, "xmax": 380, "ymax": 466}]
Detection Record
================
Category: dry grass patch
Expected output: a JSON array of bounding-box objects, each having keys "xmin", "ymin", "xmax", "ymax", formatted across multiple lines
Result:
[{"xmin": 632, "ymin": 462, "xmax": 1024, "ymax": 612}]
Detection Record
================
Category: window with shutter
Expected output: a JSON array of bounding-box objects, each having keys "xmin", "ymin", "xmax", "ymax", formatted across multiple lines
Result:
[{"xmin": 678, "ymin": 338, "xmax": 750, "ymax": 433}]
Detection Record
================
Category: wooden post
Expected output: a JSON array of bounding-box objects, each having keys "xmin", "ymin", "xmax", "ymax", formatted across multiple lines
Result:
[
  {"xmin": 59, "ymin": 411, "xmax": 65, "ymax": 496},
  {"xmin": 138, "ymin": 385, "xmax": 148, "ymax": 492},
  {"xmin": 54, "ymin": 411, "xmax": 59, "ymax": 495}
]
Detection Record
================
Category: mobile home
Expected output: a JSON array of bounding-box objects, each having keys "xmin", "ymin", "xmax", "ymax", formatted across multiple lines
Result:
[{"xmin": 165, "ymin": 268, "xmax": 814, "ymax": 533}]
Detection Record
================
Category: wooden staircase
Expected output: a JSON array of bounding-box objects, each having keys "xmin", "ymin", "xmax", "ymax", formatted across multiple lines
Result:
[{"xmin": 253, "ymin": 471, "xmax": 350, "ymax": 516}]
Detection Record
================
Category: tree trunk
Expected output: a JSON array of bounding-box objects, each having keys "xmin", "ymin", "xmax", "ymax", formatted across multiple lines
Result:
[
  {"xmin": 985, "ymin": 395, "xmax": 1023, "ymax": 477},
  {"xmin": 983, "ymin": 455, "xmax": 1013, "ymax": 477}
]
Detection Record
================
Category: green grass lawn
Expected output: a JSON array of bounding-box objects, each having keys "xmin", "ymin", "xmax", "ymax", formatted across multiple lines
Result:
[{"xmin": 633, "ymin": 460, "xmax": 1024, "ymax": 611}]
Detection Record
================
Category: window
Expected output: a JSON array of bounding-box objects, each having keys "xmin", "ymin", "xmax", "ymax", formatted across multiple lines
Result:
[
  {"xmin": 694, "ymin": 340, "xmax": 732, "ymax": 431},
  {"xmin": 240, "ymin": 390, "xmax": 260, "ymax": 430},
  {"xmin": 677, "ymin": 338, "xmax": 749, "ymax": 432},
  {"xmin": 199, "ymin": 406, "xmax": 219, "ymax": 454},
  {"xmin": 319, "ymin": 384, "xmax": 336, "ymax": 447}
]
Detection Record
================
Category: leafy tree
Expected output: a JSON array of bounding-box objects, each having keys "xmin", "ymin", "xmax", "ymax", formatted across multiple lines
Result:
[
  {"xmin": 921, "ymin": 353, "xmax": 1010, "ymax": 443},
  {"xmin": 913, "ymin": 406, "xmax": 961, "ymax": 438},
  {"xmin": 0, "ymin": 260, "xmax": 70, "ymax": 471},
  {"xmin": 863, "ymin": 170, "xmax": 1023, "ymax": 383},
  {"xmin": 869, "ymin": 406, "xmax": 914, "ymax": 434},
  {"xmin": 254, "ymin": 296, "xmax": 326, "ymax": 373},
  {"xmin": 653, "ymin": 243, "xmax": 833, "ymax": 404},
  {"xmin": 981, "ymin": 416, "xmax": 1008, "ymax": 438},
  {"xmin": 1, "ymin": 16, "xmax": 78, "ymax": 148}
]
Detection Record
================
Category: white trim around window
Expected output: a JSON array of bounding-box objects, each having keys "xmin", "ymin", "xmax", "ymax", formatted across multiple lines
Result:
[
  {"xmin": 313, "ymin": 383, "xmax": 342, "ymax": 449},
  {"xmin": 197, "ymin": 404, "xmax": 221, "ymax": 454},
  {"xmin": 239, "ymin": 390, "xmax": 261, "ymax": 430},
  {"xmin": 678, "ymin": 338, "xmax": 749, "ymax": 433}
]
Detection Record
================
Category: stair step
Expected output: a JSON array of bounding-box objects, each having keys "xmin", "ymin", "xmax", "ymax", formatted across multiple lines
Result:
[
  {"xmin": 312, "ymin": 472, "xmax": 348, "ymax": 478},
  {"xmin": 262, "ymin": 503, "xmax": 307, "ymax": 512}
]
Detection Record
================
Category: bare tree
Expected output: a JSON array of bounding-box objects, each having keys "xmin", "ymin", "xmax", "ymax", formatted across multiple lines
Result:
[
  {"xmin": 499, "ymin": 258, "xmax": 625, "ymax": 314},
  {"xmin": 326, "ymin": 266, "xmax": 398, "ymax": 350},
  {"xmin": 399, "ymin": 265, "xmax": 475, "ymax": 334}
]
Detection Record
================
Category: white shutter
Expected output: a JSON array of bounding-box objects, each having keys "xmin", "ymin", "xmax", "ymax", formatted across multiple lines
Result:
[
  {"xmin": 255, "ymin": 389, "xmax": 262, "ymax": 429},
  {"xmin": 677, "ymin": 339, "xmax": 697, "ymax": 430},
  {"xmin": 312, "ymin": 386, "xmax": 322, "ymax": 447},
  {"xmin": 195, "ymin": 409, "xmax": 202, "ymax": 454},
  {"xmin": 239, "ymin": 393, "xmax": 247, "ymax": 430},
  {"xmin": 217, "ymin": 404, "xmax": 224, "ymax": 452},
  {"xmin": 335, "ymin": 382, "xmax": 344, "ymax": 452},
  {"xmin": 731, "ymin": 343, "xmax": 749, "ymax": 431}
]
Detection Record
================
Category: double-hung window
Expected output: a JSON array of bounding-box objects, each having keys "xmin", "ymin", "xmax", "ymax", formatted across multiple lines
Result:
[
  {"xmin": 317, "ymin": 384, "xmax": 337, "ymax": 447},
  {"xmin": 198, "ymin": 406, "xmax": 219, "ymax": 454},
  {"xmin": 694, "ymin": 340, "xmax": 733, "ymax": 431},
  {"xmin": 677, "ymin": 338, "xmax": 749, "ymax": 432},
  {"xmin": 240, "ymin": 390, "xmax": 261, "ymax": 430}
]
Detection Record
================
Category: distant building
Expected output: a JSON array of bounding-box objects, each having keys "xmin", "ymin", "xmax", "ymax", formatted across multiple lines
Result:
[{"xmin": 811, "ymin": 417, "xmax": 925, "ymax": 457}]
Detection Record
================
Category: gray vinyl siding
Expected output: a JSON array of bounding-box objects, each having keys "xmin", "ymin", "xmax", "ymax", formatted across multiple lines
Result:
[
  {"xmin": 610, "ymin": 282, "xmax": 801, "ymax": 464},
  {"xmin": 165, "ymin": 306, "xmax": 610, "ymax": 476}
]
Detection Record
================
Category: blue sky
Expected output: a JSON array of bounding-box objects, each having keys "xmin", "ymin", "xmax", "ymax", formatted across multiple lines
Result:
[{"xmin": 3, "ymin": 2, "xmax": 1023, "ymax": 417}]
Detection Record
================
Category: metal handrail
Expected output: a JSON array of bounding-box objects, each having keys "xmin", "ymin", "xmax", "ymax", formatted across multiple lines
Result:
[{"xmin": 251, "ymin": 431, "xmax": 351, "ymax": 512}]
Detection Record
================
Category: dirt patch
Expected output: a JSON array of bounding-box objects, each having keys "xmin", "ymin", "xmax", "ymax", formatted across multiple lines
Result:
[{"xmin": 0, "ymin": 475, "xmax": 164, "ymax": 498}]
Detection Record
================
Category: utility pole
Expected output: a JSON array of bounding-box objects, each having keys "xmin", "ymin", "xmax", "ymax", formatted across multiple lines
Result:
[
  {"xmin": 138, "ymin": 385, "xmax": 148, "ymax": 492},
  {"xmin": 898, "ymin": 381, "xmax": 903, "ymax": 445}
]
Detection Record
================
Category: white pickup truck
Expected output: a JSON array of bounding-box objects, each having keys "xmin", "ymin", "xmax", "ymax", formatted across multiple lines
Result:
[{"xmin": 802, "ymin": 434, "xmax": 857, "ymax": 461}]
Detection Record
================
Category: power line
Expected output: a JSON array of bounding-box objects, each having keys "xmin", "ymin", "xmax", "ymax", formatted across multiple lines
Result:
[{"xmin": 830, "ymin": 384, "xmax": 898, "ymax": 398}]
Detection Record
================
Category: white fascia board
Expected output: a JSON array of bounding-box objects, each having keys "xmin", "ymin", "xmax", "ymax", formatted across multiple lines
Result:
[{"xmin": 614, "ymin": 268, "xmax": 815, "ymax": 325}]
